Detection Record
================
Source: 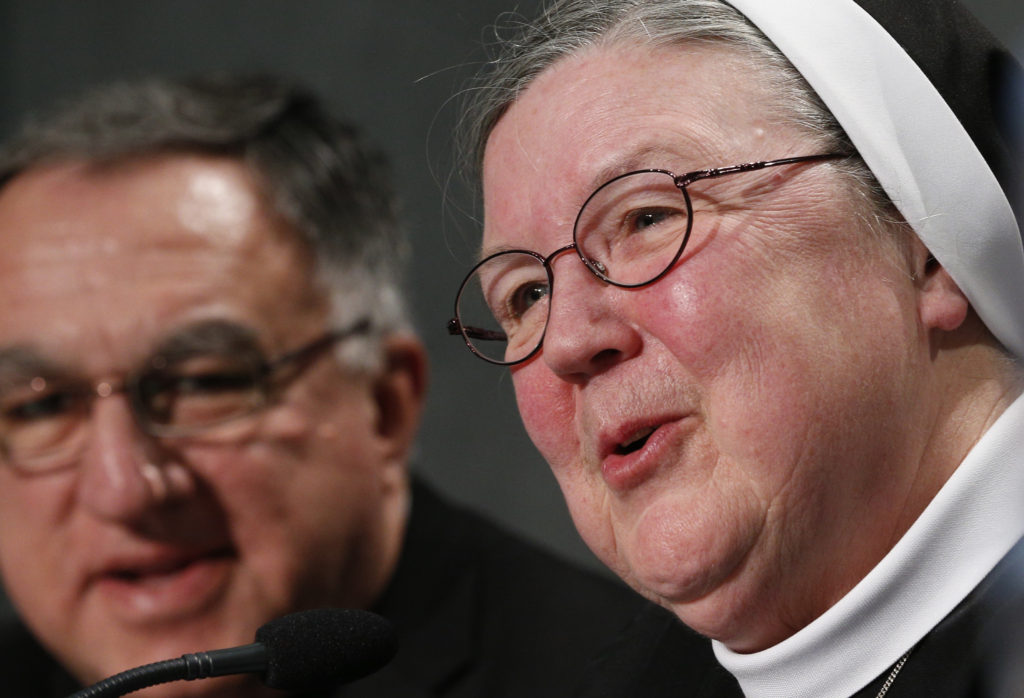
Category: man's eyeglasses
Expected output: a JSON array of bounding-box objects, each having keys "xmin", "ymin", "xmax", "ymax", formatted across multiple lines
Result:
[
  {"xmin": 0, "ymin": 317, "xmax": 372, "ymax": 474},
  {"xmin": 448, "ymin": 153, "xmax": 845, "ymax": 365}
]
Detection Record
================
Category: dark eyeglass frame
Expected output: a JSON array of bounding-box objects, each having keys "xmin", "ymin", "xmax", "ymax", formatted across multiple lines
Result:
[
  {"xmin": 448, "ymin": 153, "xmax": 847, "ymax": 366},
  {"xmin": 0, "ymin": 316, "xmax": 372, "ymax": 473}
]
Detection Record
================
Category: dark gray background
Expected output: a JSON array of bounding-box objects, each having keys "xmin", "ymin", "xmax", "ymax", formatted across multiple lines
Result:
[{"xmin": 0, "ymin": 0, "xmax": 1021, "ymax": 577}]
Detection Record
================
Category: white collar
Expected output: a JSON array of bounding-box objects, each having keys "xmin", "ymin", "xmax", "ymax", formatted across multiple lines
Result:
[{"xmin": 713, "ymin": 393, "xmax": 1024, "ymax": 698}]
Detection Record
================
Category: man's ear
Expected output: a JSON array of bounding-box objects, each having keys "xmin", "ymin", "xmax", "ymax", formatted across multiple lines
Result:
[
  {"xmin": 913, "ymin": 240, "xmax": 969, "ymax": 333},
  {"xmin": 373, "ymin": 335, "xmax": 428, "ymax": 463}
]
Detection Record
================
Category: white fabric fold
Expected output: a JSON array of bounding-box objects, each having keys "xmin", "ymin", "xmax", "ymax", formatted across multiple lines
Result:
[{"xmin": 724, "ymin": 0, "xmax": 1024, "ymax": 358}]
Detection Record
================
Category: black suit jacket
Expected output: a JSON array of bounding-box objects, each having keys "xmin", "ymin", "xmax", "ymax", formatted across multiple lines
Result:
[
  {"xmin": 0, "ymin": 478, "xmax": 666, "ymax": 697},
  {"xmin": 326, "ymin": 478, "xmax": 654, "ymax": 697}
]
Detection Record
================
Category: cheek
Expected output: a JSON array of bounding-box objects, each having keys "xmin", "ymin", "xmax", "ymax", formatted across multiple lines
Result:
[
  {"xmin": 0, "ymin": 474, "xmax": 69, "ymax": 570},
  {"xmin": 0, "ymin": 504, "xmax": 50, "ymax": 608},
  {"xmin": 653, "ymin": 232, "xmax": 917, "ymax": 494},
  {"xmin": 513, "ymin": 369, "xmax": 610, "ymax": 540},
  {"xmin": 513, "ymin": 365, "xmax": 579, "ymax": 469},
  {"xmin": 0, "ymin": 476, "xmax": 91, "ymax": 658},
  {"xmin": 211, "ymin": 398, "xmax": 384, "ymax": 562},
  {"xmin": 200, "ymin": 404, "xmax": 378, "ymax": 533}
]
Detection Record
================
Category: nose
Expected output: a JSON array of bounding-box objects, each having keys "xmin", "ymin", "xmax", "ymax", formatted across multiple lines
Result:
[
  {"xmin": 539, "ymin": 254, "xmax": 642, "ymax": 380},
  {"xmin": 75, "ymin": 392, "xmax": 164, "ymax": 522}
]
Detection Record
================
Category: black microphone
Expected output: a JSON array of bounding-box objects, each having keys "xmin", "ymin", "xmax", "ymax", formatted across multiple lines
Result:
[{"xmin": 67, "ymin": 608, "xmax": 397, "ymax": 698}]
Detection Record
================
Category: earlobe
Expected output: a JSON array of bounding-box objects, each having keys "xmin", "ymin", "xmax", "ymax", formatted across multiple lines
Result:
[
  {"xmin": 373, "ymin": 336, "xmax": 428, "ymax": 460},
  {"xmin": 915, "ymin": 250, "xmax": 969, "ymax": 333}
]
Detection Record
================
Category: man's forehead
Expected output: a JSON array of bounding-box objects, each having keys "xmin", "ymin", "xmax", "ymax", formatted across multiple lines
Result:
[
  {"xmin": 0, "ymin": 155, "xmax": 327, "ymax": 370},
  {"xmin": 0, "ymin": 152, "xmax": 308, "ymax": 271}
]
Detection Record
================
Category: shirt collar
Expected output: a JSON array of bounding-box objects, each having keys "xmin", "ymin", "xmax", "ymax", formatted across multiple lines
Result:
[{"xmin": 714, "ymin": 392, "xmax": 1024, "ymax": 698}]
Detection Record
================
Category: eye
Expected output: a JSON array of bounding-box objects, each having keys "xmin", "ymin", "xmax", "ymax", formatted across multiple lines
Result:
[
  {"xmin": 138, "ymin": 362, "xmax": 264, "ymax": 429},
  {"xmin": 165, "ymin": 370, "xmax": 258, "ymax": 395},
  {"xmin": 1, "ymin": 389, "xmax": 81, "ymax": 422},
  {"xmin": 139, "ymin": 364, "xmax": 260, "ymax": 402},
  {"xmin": 627, "ymin": 207, "xmax": 681, "ymax": 233},
  {"xmin": 506, "ymin": 280, "xmax": 549, "ymax": 320},
  {"xmin": 0, "ymin": 377, "xmax": 88, "ymax": 424}
]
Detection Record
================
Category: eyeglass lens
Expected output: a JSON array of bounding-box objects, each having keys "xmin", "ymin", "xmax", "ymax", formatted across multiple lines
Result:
[{"xmin": 0, "ymin": 351, "xmax": 268, "ymax": 472}]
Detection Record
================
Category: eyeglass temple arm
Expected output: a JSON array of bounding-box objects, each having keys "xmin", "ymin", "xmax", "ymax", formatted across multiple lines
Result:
[
  {"xmin": 676, "ymin": 153, "xmax": 847, "ymax": 187},
  {"xmin": 266, "ymin": 316, "xmax": 373, "ymax": 373},
  {"xmin": 447, "ymin": 318, "xmax": 507, "ymax": 342}
]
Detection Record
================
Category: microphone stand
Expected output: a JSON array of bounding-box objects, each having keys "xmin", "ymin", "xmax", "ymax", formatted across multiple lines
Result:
[{"xmin": 69, "ymin": 644, "xmax": 268, "ymax": 698}]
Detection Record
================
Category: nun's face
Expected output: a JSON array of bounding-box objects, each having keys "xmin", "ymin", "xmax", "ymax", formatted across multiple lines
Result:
[{"xmin": 482, "ymin": 42, "xmax": 935, "ymax": 651}]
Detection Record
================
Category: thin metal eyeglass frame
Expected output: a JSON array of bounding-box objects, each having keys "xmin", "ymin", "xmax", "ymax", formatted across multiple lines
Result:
[
  {"xmin": 448, "ymin": 152, "xmax": 847, "ymax": 366},
  {"xmin": 143, "ymin": 315, "xmax": 373, "ymax": 437},
  {"xmin": 0, "ymin": 316, "xmax": 373, "ymax": 473}
]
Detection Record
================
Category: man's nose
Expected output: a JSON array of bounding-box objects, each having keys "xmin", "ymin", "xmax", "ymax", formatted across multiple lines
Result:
[
  {"xmin": 75, "ymin": 392, "xmax": 162, "ymax": 522},
  {"xmin": 539, "ymin": 255, "xmax": 642, "ymax": 381}
]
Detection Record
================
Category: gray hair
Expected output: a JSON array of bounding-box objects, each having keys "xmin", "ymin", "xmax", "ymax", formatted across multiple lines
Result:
[
  {"xmin": 0, "ymin": 74, "xmax": 412, "ymax": 371},
  {"xmin": 458, "ymin": 0, "xmax": 898, "ymax": 234}
]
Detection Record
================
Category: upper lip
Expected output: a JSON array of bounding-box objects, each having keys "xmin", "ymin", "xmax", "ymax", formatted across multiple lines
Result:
[{"xmin": 88, "ymin": 544, "xmax": 233, "ymax": 583}]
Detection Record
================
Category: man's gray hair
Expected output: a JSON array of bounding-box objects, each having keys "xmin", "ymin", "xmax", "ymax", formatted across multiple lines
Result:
[
  {"xmin": 0, "ymin": 74, "xmax": 412, "ymax": 370},
  {"xmin": 458, "ymin": 0, "xmax": 895, "ymax": 227}
]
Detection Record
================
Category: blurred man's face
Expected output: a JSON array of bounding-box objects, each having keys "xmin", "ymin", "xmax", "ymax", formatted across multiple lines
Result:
[
  {"xmin": 482, "ymin": 43, "xmax": 935, "ymax": 651},
  {"xmin": 0, "ymin": 154, "xmax": 414, "ymax": 695}
]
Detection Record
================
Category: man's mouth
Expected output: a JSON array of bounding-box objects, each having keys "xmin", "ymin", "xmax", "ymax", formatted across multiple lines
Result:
[
  {"xmin": 108, "ymin": 555, "xmax": 214, "ymax": 582},
  {"xmin": 92, "ymin": 547, "xmax": 236, "ymax": 622},
  {"xmin": 103, "ymin": 547, "xmax": 234, "ymax": 579}
]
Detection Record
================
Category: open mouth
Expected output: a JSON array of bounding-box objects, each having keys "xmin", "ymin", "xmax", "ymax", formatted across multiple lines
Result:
[
  {"xmin": 110, "ymin": 559, "xmax": 193, "ymax": 582},
  {"xmin": 104, "ymin": 548, "xmax": 234, "ymax": 583},
  {"xmin": 613, "ymin": 426, "xmax": 656, "ymax": 455}
]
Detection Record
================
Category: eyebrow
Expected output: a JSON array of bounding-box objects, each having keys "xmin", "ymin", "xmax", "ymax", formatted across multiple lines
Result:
[
  {"xmin": 475, "ymin": 243, "xmax": 533, "ymax": 263},
  {"xmin": 0, "ymin": 348, "xmax": 70, "ymax": 389},
  {"xmin": 147, "ymin": 320, "xmax": 266, "ymax": 365},
  {"xmin": 0, "ymin": 320, "xmax": 268, "ymax": 387}
]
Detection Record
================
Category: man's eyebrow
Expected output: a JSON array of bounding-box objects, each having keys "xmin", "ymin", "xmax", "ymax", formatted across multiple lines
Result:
[
  {"xmin": 149, "ymin": 320, "xmax": 265, "ymax": 364},
  {"xmin": 0, "ymin": 322, "xmax": 266, "ymax": 386},
  {"xmin": 0, "ymin": 348, "xmax": 69, "ymax": 387}
]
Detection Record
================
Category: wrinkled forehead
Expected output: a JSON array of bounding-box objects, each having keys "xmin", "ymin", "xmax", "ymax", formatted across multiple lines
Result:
[
  {"xmin": 724, "ymin": 0, "xmax": 1024, "ymax": 357},
  {"xmin": 0, "ymin": 155, "xmax": 328, "ymax": 367},
  {"xmin": 480, "ymin": 41, "xmax": 814, "ymax": 255}
]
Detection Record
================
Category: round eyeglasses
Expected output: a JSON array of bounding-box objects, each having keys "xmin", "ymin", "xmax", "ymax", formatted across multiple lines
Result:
[
  {"xmin": 0, "ymin": 317, "xmax": 371, "ymax": 474},
  {"xmin": 448, "ymin": 153, "xmax": 845, "ymax": 365}
]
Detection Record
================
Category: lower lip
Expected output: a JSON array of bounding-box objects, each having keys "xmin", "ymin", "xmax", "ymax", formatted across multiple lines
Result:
[
  {"xmin": 94, "ymin": 554, "xmax": 234, "ymax": 624},
  {"xmin": 601, "ymin": 421, "xmax": 682, "ymax": 491}
]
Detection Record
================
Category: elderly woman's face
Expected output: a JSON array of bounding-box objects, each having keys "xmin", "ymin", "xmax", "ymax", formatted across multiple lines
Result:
[{"xmin": 482, "ymin": 43, "xmax": 930, "ymax": 651}]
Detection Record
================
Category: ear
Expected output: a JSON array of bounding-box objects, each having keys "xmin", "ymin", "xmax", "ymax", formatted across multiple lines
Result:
[
  {"xmin": 373, "ymin": 335, "xmax": 428, "ymax": 465},
  {"xmin": 912, "ymin": 239, "xmax": 969, "ymax": 333}
]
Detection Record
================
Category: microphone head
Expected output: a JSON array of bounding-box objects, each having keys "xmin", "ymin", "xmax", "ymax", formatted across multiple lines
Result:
[{"xmin": 254, "ymin": 608, "xmax": 397, "ymax": 690}]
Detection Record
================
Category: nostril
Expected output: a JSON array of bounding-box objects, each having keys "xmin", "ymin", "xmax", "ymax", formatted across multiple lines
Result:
[{"xmin": 590, "ymin": 348, "xmax": 622, "ymax": 367}]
